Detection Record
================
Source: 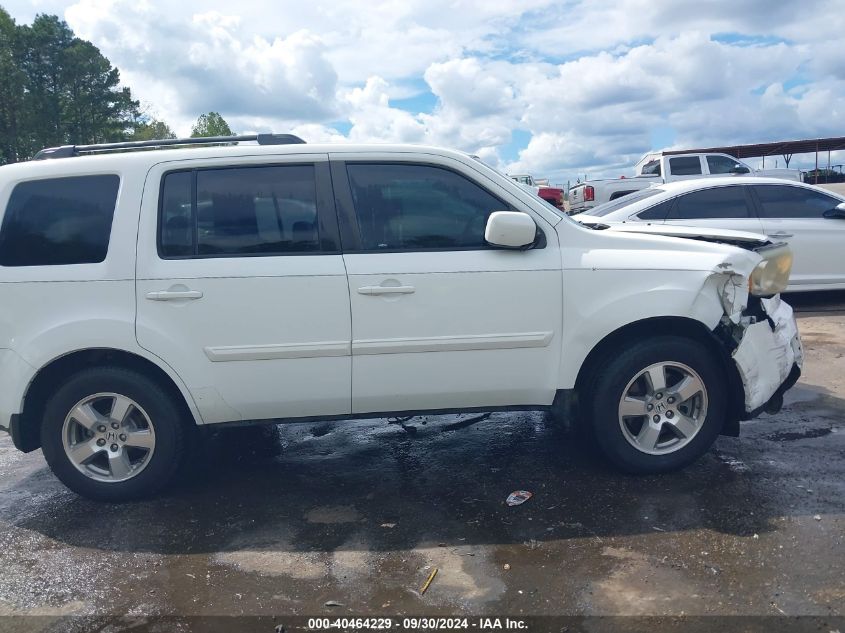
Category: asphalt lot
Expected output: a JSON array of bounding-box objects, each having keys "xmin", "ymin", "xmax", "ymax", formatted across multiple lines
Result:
[{"xmin": 0, "ymin": 292, "xmax": 842, "ymax": 632}]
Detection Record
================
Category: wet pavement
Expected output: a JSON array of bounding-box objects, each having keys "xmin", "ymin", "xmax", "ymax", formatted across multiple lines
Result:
[{"xmin": 0, "ymin": 293, "xmax": 843, "ymax": 632}]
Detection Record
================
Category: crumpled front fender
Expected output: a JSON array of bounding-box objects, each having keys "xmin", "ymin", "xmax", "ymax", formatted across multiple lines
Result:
[{"xmin": 731, "ymin": 295, "xmax": 803, "ymax": 412}]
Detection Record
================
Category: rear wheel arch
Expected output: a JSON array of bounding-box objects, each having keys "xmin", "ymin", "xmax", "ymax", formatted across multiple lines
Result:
[{"xmin": 17, "ymin": 348, "xmax": 200, "ymax": 453}]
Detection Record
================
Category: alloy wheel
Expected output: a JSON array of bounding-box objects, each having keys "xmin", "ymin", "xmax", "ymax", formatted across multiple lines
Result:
[
  {"xmin": 617, "ymin": 361, "xmax": 708, "ymax": 455},
  {"xmin": 61, "ymin": 392, "xmax": 156, "ymax": 483}
]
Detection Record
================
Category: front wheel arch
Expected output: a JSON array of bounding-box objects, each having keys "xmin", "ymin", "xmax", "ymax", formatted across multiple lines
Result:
[{"xmin": 573, "ymin": 317, "xmax": 745, "ymax": 436}]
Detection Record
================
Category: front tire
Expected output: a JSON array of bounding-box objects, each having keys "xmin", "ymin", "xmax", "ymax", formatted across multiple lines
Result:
[
  {"xmin": 40, "ymin": 367, "xmax": 187, "ymax": 501},
  {"xmin": 588, "ymin": 336, "xmax": 727, "ymax": 474}
]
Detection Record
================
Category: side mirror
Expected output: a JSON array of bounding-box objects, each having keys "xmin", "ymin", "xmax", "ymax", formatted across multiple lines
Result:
[
  {"xmin": 823, "ymin": 202, "xmax": 845, "ymax": 219},
  {"xmin": 730, "ymin": 164, "xmax": 751, "ymax": 174},
  {"xmin": 485, "ymin": 211, "xmax": 537, "ymax": 248}
]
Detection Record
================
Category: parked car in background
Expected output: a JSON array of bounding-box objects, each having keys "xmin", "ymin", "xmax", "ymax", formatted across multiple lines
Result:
[
  {"xmin": 569, "ymin": 152, "xmax": 803, "ymax": 213},
  {"xmin": 509, "ymin": 173, "xmax": 565, "ymax": 210},
  {"xmin": 575, "ymin": 177, "xmax": 845, "ymax": 291},
  {"xmin": 0, "ymin": 137, "xmax": 802, "ymax": 500}
]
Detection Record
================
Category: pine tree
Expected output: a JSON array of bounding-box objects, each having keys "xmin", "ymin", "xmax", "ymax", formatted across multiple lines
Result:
[
  {"xmin": 0, "ymin": 12, "xmax": 144, "ymax": 161},
  {"xmin": 0, "ymin": 8, "xmax": 24, "ymax": 164}
]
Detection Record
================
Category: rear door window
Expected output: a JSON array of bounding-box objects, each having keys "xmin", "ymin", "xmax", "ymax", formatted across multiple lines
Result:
[
  {"xmin": 159, "ymin": 164, "xmax": 326, "ymax": 258},
  {"xmin": 0, "ymin": 175, "xmax": 120, "ymax": 266},
  {"xmin": 667, "ymin": 186, "xmax": 753, "ymax": 219},
  {"xmin": 753, "ymin": 185, "xmax": 841, "ymax": 218},
  {"xmin": 668, "ymin": 157, "xmax": 703, "ymax": 176}
]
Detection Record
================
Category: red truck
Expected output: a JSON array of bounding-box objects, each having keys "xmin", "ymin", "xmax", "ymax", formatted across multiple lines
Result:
[{"xmin": 509, "ymin": 174, "xmax": 564, "ymax": 210}]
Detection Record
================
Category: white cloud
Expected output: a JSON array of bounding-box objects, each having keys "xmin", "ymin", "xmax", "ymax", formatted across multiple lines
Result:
[
  {"xmin": 65, "ymin": 0, "xmax": 339, "ymax": 131},
  {"xmin": 344, "ymin": 77, "xmax": 427, "ymax": 143},
  {"xmin": 6, "ymin": 0, "xmax": 839, "ymax": 182},
  {"xmin": 425, "ymin": 58, "xmax": 516, "ymax": 117}
]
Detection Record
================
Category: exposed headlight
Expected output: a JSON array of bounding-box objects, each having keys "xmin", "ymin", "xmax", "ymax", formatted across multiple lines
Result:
[{"xmin": 749, "ymin": 243, "xmax": 793, "ymax": 296}]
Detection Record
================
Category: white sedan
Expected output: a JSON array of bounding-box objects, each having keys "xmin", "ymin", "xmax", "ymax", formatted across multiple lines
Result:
[{"xmin": 574, "ymin": 177, "xmax": 845, "ymax": 292}]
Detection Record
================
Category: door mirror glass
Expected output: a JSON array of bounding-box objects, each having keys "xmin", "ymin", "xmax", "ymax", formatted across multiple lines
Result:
[
  {"xmin": 485, "ymin": 211, "xmax": 537, "ymax": 248},
  {"xmin": 823, "ymin": 202, "xmax": 845, "ymax": 219}
]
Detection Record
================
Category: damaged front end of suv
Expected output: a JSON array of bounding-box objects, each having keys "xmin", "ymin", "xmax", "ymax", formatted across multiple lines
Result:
[
  {"xmin": 574, "ymin": 221, "xmax": 805, "ymax": 436},
  {"xmin": 711, "ymin": 242, "xmax": 803, "ymax": 423}
]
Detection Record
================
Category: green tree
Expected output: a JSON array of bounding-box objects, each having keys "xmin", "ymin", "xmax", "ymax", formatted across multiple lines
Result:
[
  {"xmin": 61, "ymin": 38, "xmax": 139, "ymax": 145},
  {"xmin": 191, "ymin": 112, "xmax": 234, "ymax": 137},
  {"xmin": 0, "ymin": 12, "xmax": 140, "ymax": 162},
  {"xmin": 131, "ymin": 117, "xmax": 176, "ymax": 141},
  {"xmin": 0, "ymin": 8, "xmax": 25, "ymax": 164}
]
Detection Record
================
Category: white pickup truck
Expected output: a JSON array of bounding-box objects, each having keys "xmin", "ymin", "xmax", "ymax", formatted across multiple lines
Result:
[{"xmin": 569, "ymin": 152, "xmax": 802, "ymax": 214}]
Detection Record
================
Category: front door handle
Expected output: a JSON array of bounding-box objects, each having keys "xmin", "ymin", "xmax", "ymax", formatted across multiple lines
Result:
[
  {"xmin": 769, "ymin": 232, "xmax": 794, "ymax": 239},
  {"xmin": 146, "ymin": 290, "xmax": 204, "ymax": 301},
  {"xmin": 357, "ymin": 285, "xmax": 416, "ymax": 296}
]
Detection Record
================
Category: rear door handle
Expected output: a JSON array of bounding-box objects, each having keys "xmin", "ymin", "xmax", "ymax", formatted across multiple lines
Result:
[
  {"xmin": 145, "ymin": 290, "xmax": 204, "ymax": 301},
  {"xmin": 769, "ymin": 232, "xmax": 794, "ymax": 239},
  {"xmin": 357, "ymin": 286, "xmax": 416, "ymax": 296}
]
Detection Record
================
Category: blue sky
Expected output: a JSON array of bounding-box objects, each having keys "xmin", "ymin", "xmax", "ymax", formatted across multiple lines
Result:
[{"xmin": 4, "ymin": 0, "xmax": 844, "ymax": 182}]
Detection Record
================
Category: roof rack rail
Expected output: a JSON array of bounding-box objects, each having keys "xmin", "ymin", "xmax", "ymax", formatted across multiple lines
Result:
[{"xmin": 33, "ymin": 133, "xmax": 306, "ymax": 160}]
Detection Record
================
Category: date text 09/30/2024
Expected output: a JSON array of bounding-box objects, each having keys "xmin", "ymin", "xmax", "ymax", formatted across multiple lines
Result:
[{"xmin": 306, "ymin": 617, "xmax": 528, "ymax": 630}]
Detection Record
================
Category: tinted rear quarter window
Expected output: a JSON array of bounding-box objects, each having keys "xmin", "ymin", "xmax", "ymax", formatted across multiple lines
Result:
[
  {"xmin": 668, "ymin": 157, "xmax": 702, "ymax": 176},
  {"xmin": 637, "ymin": 199, "xmax": 674, "ymax": 221},
  {"xmin": 754, "ymin": 185, "xmax": 841, "ymax": 218},
  {"xmin": 582, "ymin": 188, "xmax": 663, "ymax": 217},
  {"xmin": 0, "ymin": 175, "xmax": 120, "ymax": 266},
  {"xmin": 667, "ymin": 186, "xmax": 751, "ymax": 220}
]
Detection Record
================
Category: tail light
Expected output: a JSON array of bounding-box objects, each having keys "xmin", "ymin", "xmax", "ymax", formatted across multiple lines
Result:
[{"xmin": 584, "ymin": 185, "xmax": 594, "ymax": 202}]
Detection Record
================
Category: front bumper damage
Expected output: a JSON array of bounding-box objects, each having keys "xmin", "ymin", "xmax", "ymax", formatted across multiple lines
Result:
[{"xmin": 729, "ymin": 295, "xmax": 803, "ymax": 416}]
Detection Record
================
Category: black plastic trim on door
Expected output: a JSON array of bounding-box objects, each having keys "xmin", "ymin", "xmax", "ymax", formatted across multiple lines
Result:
[{"xmin": 328, "ymin": 159, "xmax": 363, "ymax": 252}]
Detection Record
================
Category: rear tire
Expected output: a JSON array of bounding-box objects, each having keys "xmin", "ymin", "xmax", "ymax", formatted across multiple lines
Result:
[
  {"xmin": 40, "ymin": 367, "xmax": 187, "ymax": 502},
  {"xmin": 588, "ymin": 336, "xmax": 726, "ymax": 474}
]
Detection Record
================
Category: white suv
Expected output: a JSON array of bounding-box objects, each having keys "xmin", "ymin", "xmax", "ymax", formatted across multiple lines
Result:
[{"xmin": 0, "ymin": 135, "xmax": 803, "ymax": 501}]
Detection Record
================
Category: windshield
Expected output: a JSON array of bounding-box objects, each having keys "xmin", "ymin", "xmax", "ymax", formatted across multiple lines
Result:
[
  {"xmin": 640, "ymin": 160, "xmax": 661, "ymax": 176},
  {"xmin": 581, "ymin": 188, "xmax": 664, "ymax": 217}
]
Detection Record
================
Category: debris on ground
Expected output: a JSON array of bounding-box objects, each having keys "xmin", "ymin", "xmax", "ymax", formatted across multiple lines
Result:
[
  {"xmin": 506, "ymin": 490, "xmax": 533, "ymax": 506},
  {"xmin": 813, "ymin": 515, "xmax": 822, "ymax": 521},
  {"xmin": 380, "ymin": 523, "xmax": 396, "ymax": 528},
  {"xmin": 388, "ymin": 416, "xmax": 418, "ymax": 434},
  {"xmin": 503, "ymin": 563, "xmax": 511, "ymax": 571},
  {"xmin": 440, "ymin": 412, "xmax": 492, "ymax": 432},
  {"xmin": 324, "ymin": 600, "xmax": 344, "ymax": 607},
  {"xmin": 420, "ymin": 568, "xmax": 438, "ymax": 595}
]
